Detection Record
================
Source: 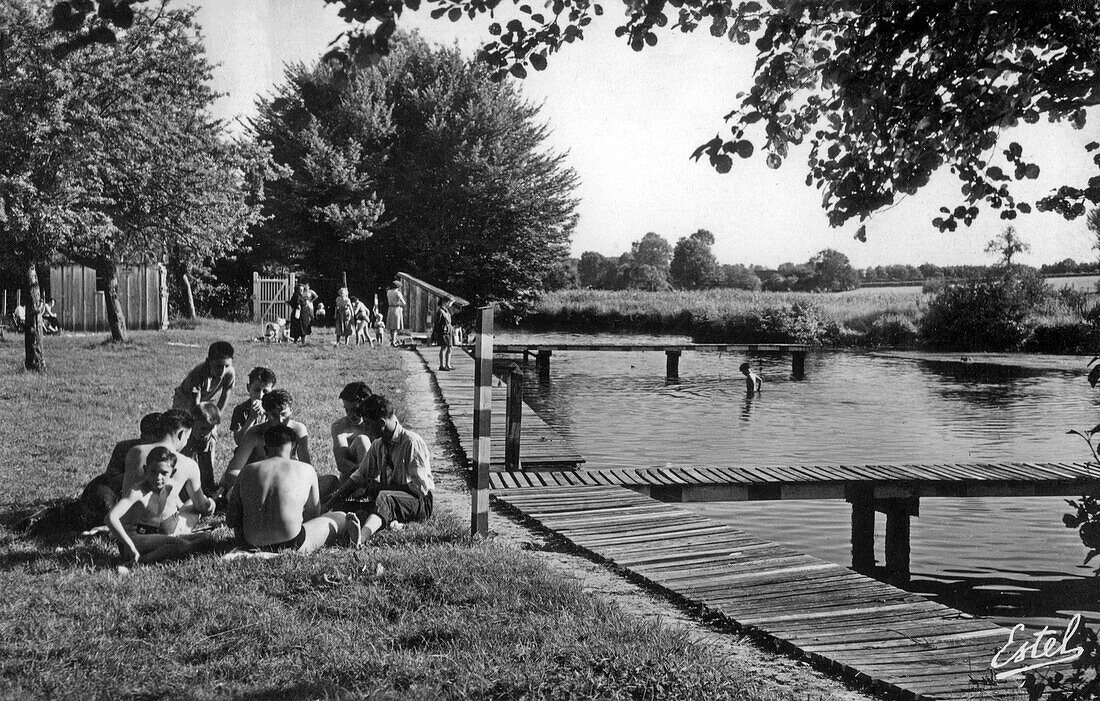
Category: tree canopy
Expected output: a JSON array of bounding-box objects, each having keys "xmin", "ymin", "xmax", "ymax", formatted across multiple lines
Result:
[
  {"xmin": 2, "ymin": 0, "xmax": 264, "ymax": 366},
  {"xmin": 58, "ymin": 1, "xmax": 1100, "ymax": 240},
  {"xmin": 247, "ymin": 32, "xmax": 579, "ymax": 311},
  {"xmin": 670, "ymin": 229, "xmax": 720, "ymax": 289}
]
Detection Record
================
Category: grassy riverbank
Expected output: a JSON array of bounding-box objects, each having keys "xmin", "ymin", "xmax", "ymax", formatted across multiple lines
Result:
[
  {"xmin": 0, "ymin": 323, "xmax": 830, "ymax": 700},
  {"xmin": 525, "ymin": 288, "xmax": 1097, "ymax": 352},
  {"xmin": 524, "ymin": 288, "xmax": 925, "ymax": 340}
]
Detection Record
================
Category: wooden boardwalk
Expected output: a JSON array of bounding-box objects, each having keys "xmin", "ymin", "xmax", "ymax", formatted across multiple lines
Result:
[
  {"xmin": 493, "ymin": 484, "xmax": 1028, "ymax": 701},
  {"xmin": 488, "ymin": 463, "xmax": 1100, "ymax": 500},
  {"xmin": 415, "ymin": 347, "xmax": 584, "ymax": 469}
]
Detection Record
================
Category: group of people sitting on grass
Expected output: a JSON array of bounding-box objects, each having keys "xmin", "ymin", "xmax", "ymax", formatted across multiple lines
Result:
[{"xmin": 74, "ymin": 340, "xmax": 435, "ymax": 567}]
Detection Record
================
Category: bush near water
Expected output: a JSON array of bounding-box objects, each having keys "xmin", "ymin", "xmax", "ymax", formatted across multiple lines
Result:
[{"xmin": 526, "ymin": 280, "xmax": 1100, "ymax": 353}]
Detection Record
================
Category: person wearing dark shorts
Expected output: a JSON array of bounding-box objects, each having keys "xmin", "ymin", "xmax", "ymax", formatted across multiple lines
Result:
[
  {"xmin": 321, "ymin": 394, "xmax": 435, "ymax": 546},
  {"xmin": 431, "ymin": 297, "xmax": 455, "ymax": 371}
]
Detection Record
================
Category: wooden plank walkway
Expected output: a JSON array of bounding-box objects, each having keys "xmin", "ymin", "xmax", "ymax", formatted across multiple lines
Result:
[
  {"xmin": 488, "ymin": 464, "xmax": 1100, "ymax": 500},
  {"xmin": 493, "ymin": 342, "xmax": 810, "ymax": 353},
  {"xmin": 415, "ymin": 347, "xmax": 584, "ymax": 469},
  {"xmin": 493, "ymin": 484, "xmax": 1028, "ymax": 701}
]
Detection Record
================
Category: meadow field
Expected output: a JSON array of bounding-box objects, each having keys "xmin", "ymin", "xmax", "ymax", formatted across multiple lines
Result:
[
  {"xmin": 527, "ymin": 287, "xmax": 927, "ymax": 338},
  {"xmin": 0, "ymin": 322, "xmax": 825, "ymax": 700}
]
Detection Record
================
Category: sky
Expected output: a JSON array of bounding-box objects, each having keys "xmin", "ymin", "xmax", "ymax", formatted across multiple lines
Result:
[{"xmin": 191, "ymin": 0, "xmax": 1099, "ymax": 270}]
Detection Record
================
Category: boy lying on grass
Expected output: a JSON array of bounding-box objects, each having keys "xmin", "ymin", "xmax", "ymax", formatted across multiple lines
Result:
[
  {"xmin": 225, "ymin": 425, "xmax": 356, "ymax": 555},
  {"xmin": 108, "ymin": 447, "xmax": 211, "ymax": 566}
]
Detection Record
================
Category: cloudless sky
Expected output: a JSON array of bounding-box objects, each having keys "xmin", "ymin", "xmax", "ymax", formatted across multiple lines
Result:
[{"xmin": 192, "ymin": 0, "xmax": 1099, "ymax": 270}]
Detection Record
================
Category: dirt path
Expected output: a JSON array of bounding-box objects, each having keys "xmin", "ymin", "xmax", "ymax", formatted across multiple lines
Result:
[{"xmin": 399, "ymin": 349, "xmax": 877, "ymax": 701}]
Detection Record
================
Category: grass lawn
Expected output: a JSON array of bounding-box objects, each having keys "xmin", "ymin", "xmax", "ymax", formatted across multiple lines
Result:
[{"xmin": 0, "ymin": 321, "xmax": 823, "ymax": 700}]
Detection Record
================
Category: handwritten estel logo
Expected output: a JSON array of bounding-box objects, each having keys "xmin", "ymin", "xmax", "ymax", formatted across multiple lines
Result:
[{"xmin": 990, "ymin": 614, "xmax": 1084, "ymax": 680}]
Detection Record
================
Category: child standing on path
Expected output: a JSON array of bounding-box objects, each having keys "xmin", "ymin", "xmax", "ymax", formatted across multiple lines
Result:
[
  {"xmin": 173, "ymin": 341, "xmax": 236, "ymax": 494},
  {"xmin": 432, "ymin": 297, "xmax": 455, "ymax": 371}
]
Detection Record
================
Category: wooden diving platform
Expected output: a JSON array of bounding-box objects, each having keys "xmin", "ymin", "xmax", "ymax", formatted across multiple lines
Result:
[
  {"xmin": 415, "ymin": 346, "xmax": 584, "ymax": 469},
  {"xmin": 493, "ymin": 484, "xmax": 1033, "ymax": 700},
  {"xmin": 491, "ymin": 342, "xmax": 811, "ymax": 379}
]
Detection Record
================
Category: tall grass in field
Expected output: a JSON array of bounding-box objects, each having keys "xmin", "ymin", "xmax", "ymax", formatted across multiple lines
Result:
[
  {"xmin": 0, "ymin": 322, "xmax": 822, "ymax": 700},
  {"xmin": 528, "ymin": 288, "xmax": 927, "ymax": 341}
]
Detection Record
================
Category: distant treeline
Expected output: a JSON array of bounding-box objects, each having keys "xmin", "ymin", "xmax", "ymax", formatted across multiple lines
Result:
[{"xmin": 566, "ymin": 231, "xmax": 1100, "ymax": 294}]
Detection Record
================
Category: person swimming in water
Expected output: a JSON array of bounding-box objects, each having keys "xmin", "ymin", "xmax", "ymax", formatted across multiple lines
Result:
[{"xmin": 739, "ymin": 362, "xmax": 762, "ymax": 393}]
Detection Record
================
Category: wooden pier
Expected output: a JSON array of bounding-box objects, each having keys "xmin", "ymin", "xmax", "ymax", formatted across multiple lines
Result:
[
  {"xmin": 492, "ymin": 342, "xmax": 811, "ymax": 379},
  {"xmin": 415, "ymin": 346, "xmax": 584, "ymax": 469},
  {"xmin": 489, "ymin": 463, "xmax": 1099, "ymax": 580},
  {"xmin": 492, "ymin": 484, "xmax": 1033, "ymax": 701},
  {"xmin": 418, "ymin": 327, "xmax": 1083, "ymax": 700}
]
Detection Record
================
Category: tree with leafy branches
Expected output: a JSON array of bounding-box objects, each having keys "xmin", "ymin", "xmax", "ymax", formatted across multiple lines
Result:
[
  {"xmin": 246, "ymin": 32, "xmax": 578, "ymax": 312},
  {"xmin": 985, "ymin": 225, "xmax": 1031, "ymax": 269},
  {"xmin": 55, "ymin": 1, "xmax": 1100, "ymax": 241},
  {"xmin": 670, "ymin": 228, "xmax": 720, "ymax": 289},
  {"xmin": 3, "ymin": 0, "xmax": 265, "ymax": 366}
]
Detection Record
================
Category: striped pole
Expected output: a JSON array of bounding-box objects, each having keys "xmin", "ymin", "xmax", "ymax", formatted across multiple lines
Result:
[{"xmin": 471, "ymin": 305, "xmax": 494, "ymax": 536}]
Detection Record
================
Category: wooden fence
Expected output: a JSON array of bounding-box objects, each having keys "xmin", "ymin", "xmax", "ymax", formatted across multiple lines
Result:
[
  {"xmin": 251, "ymin": 272, "xmax": 297, "ymax": 324},
  {"xmin": 50, "ymin": 264, "xmax": 167, "ymax": 332},
  {"xmin": 396, "ymin": 272, "xmax": 469, "ymax": 334}
]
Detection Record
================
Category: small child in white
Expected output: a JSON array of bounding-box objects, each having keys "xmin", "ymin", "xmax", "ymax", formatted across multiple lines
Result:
[
  {"xmin": 739, "ymin": 362, "xmax": 762, "ymax": 393},
  {"xmin": 107, "ymin": 447, "xmax": 211, "ymax": 566}
]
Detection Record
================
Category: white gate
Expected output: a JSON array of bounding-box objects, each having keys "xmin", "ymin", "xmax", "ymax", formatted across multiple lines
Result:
[{"xmin": 252, "ymin": 272, "xmax": 297, "ymax": 324}]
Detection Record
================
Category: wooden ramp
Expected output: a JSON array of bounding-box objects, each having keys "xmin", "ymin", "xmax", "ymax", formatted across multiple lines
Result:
[
  {"xmin": 415, "ymin": 347, "xmax": 584, "ymax": 469},
  {"xmin": 493, "ymin": 484, "xmax": 1026, "ymax": 701}
]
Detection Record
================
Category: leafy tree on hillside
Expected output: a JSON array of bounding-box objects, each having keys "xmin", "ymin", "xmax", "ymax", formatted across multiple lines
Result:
[
  {"xmin": 248, "ymin": 33, "xmax": 579, "ymax": 311},
  {"xmin": 669, "ymin": 229, "xmax": 720, "ymax": 289}
]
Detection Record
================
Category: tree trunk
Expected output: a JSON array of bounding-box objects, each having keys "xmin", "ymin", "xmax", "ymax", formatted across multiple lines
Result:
[
  {"xmin": 23, "ymin": 262, "xmax": 45, "ymax": 372},
  {"xmin": 180, "ymin": 270, "xmax": 197, "ymax": 320},
  {"xmin": 100, "ymin": 260, "xmax": 128, "ymax": 342}
]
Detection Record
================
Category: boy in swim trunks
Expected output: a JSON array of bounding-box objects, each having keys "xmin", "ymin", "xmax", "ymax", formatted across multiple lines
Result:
[
  {"xmin": 225, "ymin": 425, "xmax": 355, "ymax": 554},
  {"xmin": 108, "ymin": 447, "xmax": 210, "ymax": 565},
  {"xmin": 740, "ymin": 362, "xmax": 762, "ymax": 393}
]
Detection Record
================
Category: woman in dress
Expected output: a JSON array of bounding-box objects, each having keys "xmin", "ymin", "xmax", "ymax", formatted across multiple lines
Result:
[
  {"xmin": 385, "ymin": 280, "xmax": 406, "ymax": 346},
  {"xmin": 287, "ymin": 284, "xmax": 305, "ymax": 343}
]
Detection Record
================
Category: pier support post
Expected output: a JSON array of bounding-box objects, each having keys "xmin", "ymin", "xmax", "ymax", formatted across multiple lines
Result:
[
  {"xmin": 665, "ymin": 350, "xmax": 681, "ymax": 380},
  {"xmin": 882, "ymin": 497, "xmax": 918, "ymax": 583},
  {"xmin": 471, "ymin": 305, "xmax": 494, "ymax": 537},
  {"xmin": 849, "ymin": 491, "xmax": 876, "ymax": 572},
  {"xmin": 505, "ymin": 363, "xmax": 523, "ymax": 471},
  {"xmin": 792, "ymin": 350, "xmax": 806, "ymax": 378},
  {"xmin": 536, "ymin": 349, "xmax": 552, "ymax": 383}
]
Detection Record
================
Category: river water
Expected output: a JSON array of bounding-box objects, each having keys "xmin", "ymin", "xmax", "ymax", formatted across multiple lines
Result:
[{"xmin": 499, "ymin": 331, "xmax": 1100, "ymax": 629}]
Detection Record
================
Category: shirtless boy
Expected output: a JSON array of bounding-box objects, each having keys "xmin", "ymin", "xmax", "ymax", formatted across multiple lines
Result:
[
  {"xmin": 330, "ymin": 381, "xmax": 373, "ymax": 478},
  {"xmin": 229, "ymin": 366, "xmax": 277, "ymax": 445},
  {"xmin": 108, "ymin": 447, "xmax": 210, "ymax": 565},
  {"xmin": 219, "ymin": 389, "xmax": 314, "ymax": 496},
  {"xmin": 225, "ymin": 425, "xmax": 354, "ymax": 554},
  {"xmin": 740, "ymin": 362, "xmax": 762, "ymax": 393},
  {"xmin": 122, "ymin": 409, "xmax": 217, "ymax": 519},
  {"xmin": 78, "ymin": 411, "xmax": 162, "ymax": 527}
]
